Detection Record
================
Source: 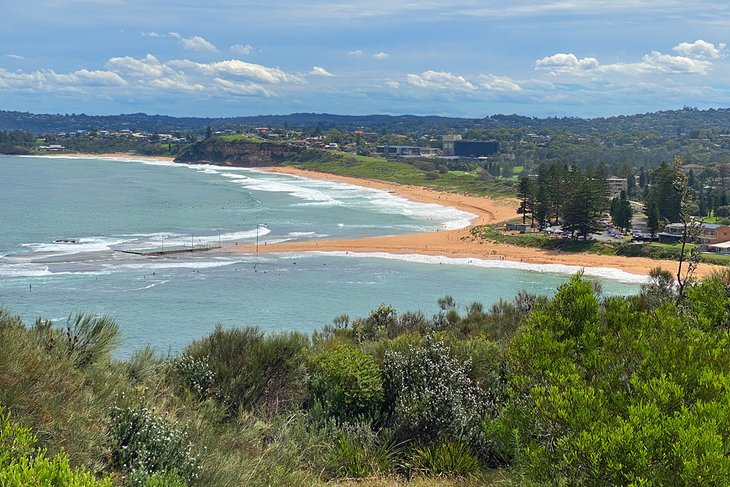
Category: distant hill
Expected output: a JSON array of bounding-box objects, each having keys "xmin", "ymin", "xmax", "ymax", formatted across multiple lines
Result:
[{"xmin": 2, "ymin": 107, "xmax": 730, "ymax": 136}]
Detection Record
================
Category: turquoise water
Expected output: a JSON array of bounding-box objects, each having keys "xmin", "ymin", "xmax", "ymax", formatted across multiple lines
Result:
[{"xmin": 0, "ymin": 156, "xmax": 641, "ymax": 356}]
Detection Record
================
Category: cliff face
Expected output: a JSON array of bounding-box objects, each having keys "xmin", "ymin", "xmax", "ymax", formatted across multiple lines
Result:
[{"xmin": 174, "ymin": 140, "xmax": 303, "ymax": 167}]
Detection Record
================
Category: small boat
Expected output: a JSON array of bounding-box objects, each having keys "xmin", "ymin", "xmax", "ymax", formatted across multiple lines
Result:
[{"xmin": 53, "ymin": 238, "xmax": 79, "ymax": 244}]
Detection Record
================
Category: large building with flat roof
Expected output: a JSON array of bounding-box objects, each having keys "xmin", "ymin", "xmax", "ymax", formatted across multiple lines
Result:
[{"xmin": 453, "ymin": 140, "xmax": 499, "ymax": 158}]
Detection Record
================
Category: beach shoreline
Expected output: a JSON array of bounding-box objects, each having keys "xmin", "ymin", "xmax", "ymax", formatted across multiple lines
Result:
[
  {"xmin": 231, "ymin": 166, "xmax": 721, "ymax": 279},
  {"xmin": 38, "ymin": 153, "xmax": 721, "ymax": 279}
]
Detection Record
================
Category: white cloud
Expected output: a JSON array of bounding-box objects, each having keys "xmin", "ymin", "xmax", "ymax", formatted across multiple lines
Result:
[
  {"xmin": 347, "ymin": 50, "xmax": 363, "ymax": 56},
  {"xmin": 230, "ymin": 44, "xmax": 254, "ymax": 55},
  {"xmin": 406, "ymin": 70, "xmax": 476, "ymax": 91},
  {"xmin": 105, "ymin": 54, "xmax": 168, "ymax": 78},
  {"xmin": 535, "ymin": 53, "xmax": 600, "ymax": 73},
  {"xmin": 58, "ymin": 69, "xmax": 127, "ymax": 86},
  {"xmin": 373, "ymin": 51, "xmax": 390, "ymax": 60},
  {"xmin": 0, "ymin": 68, "xmax": 126, "ymax": 91},
  {"xmin": 148, "ymin": 75, "xmax": 204, "ymax": 92},
  {"xmin": 169, "ymin": 59, "xmax": 297, "ymax": 84},
  {"xmin": 673, "ymin": 39, "xmax": 726, "ymax": 59},
  {"xmin": 310, "ymin": 66, "xmax": 334, "ymax": 77},
  {"xmin": 536, "ymin": 49, "xmax": 713, "ymax": 76},
  {"xmin": 213, "ymin": 78, "xmax": 275, "ymax": 96},
  {"xmin": 478, "ymin": 74, "xmax": 522, "ymax": 92},
  {"xmin": 6, "ymin": 54, "xmax": 25, "ymax": 60},
  {"xmin": 386, "ymin": 80, "xmax": 400, "ymax": 89},
  {"xmin": 638, "ymin": 51, "xmax": 711, "ymax": 74},
  {"xmin": 142, "ymin": 31, "xmax": 161, "ymax": 38},
  {"xmin": 169, "ymin": 32, "xmax": 218, "ymax": 52}
]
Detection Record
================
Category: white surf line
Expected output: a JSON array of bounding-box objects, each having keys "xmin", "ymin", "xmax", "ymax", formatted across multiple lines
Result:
[
  {"xmin": 280, "ymin": 251, "xmax": 649, "ymax": 284},
  {"xmin": 35, "ymin": 155, "xmax": 479, "ymax": 231}
]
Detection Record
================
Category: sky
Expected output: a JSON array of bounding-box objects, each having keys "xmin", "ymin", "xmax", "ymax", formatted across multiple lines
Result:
[{"xmin": 1, "ymin": 1, "xmax": 730, "ymax": 119}]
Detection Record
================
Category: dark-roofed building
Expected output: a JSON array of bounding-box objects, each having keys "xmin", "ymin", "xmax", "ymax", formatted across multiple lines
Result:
[{"xmin": 453, "ymin": 140, "xmax": 498, "ymax": 158}]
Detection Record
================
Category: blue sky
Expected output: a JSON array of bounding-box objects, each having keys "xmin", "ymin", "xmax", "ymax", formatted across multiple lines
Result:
[{"xmin": 1, "ymin": 1, "xmax": 729, "ymax": 118}]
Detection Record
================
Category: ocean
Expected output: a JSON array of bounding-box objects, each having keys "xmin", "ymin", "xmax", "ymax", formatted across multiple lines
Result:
[{"xmin": 0, "ymin": 155, "xmax": 642, "ymax": 356}]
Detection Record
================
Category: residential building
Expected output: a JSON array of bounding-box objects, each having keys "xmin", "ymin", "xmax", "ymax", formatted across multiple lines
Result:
[
  {"xmin": 375, "ymin": 145, "xmax": 422, "ymax": 158},
  {"xmin": 657, "ymin": 222, "xmax": 730, "ymax": 245},
  {"xmin": 442, "ymin": 134, "xmax": 462, "ymax": 156},
  {"xmin": 606, "ymin": 177, "xmax": 628, "ymax": 198}
]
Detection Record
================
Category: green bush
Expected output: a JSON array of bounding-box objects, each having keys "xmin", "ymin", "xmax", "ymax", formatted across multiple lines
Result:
[
  {"xmin": 33, "ymin": 313, "xmax": 120, "ymax": 369},
  {"xmin": 171, "ymin": 355, "xmax": 216, "ymax": 400},
  {"xmin": 382, "ymin": 338, "xmax": 490, "ymax": 458},
  {"xmin": 0, "ymin": 408, "xmax": 112, "ymax": 486},
  {"xmin": 352, "ymin": 304, "xmax": 399, "ymax": 341},
  {"xmin": 310, "ymin": 343, "xmax": 384, "ymax": 422},
  {"xmin": 321, "ymin": 422, "xmax": 402, "ymax": 479},
  {"xmin": 108, "ymin": 404, "xmax": 199, "ymax": 485},
  {"xmin": 184, "ymin": 325, "xmax": 309, "ymax": 415},
  {"xmin": 411, "ymin": 441, "xmax": 480, "ymax": 478},
  {"xmin": 500, "ymin": 274, "xmax": 730, "ymax": 485}
]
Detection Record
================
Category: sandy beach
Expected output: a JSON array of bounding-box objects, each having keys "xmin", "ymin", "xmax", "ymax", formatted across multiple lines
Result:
[
  {"xmin": 231, "ymin": 166, "xmax": 722, "ymax": 279},
  {"xmin": 46, "ymin": 153, "xmax": 721, "ymax": 279}
]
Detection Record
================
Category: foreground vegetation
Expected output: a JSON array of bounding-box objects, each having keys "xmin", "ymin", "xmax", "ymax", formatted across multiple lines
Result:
[{"xmin": 2, "ymin": 269, "xmax": 730, "ymax": 485}]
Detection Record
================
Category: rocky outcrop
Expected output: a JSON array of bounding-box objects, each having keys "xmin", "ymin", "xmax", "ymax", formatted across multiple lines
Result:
[{"xmin": 174, "ymin": 139, "xmax": 303, "ymax": 167}]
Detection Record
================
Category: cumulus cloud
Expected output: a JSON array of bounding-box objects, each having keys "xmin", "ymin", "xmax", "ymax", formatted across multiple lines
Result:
[
  {"xmin": 637, "ymin": 51, "xmax": 711, "ymax": 74},
  {"xmin": 310, "ymin": 66, "xmax": 334, "ymax": 77},
  {"xmin": 478, "ymin": 74, "xmax": 522, "ymax": 92},
  {"xmin": 213, "ymin": 78, "xmax": 274, "ymax": 96},
  {"xmin": 169, "ymin": 32, "xmax": 218, "ymax": 52},
  {"xmin": 347, "ymin": 50, "xmax": 363, "ymax": 56},
  {"xmin": 169, "ymin": 59, "xmax": 297, "ymax": 84},
  {"xmin": 105, "ymin": 54, "xmax": 169, "ymax": 78},
  {"xmin": 386, "ymin": 80, "xmax": 400, "ymax": 89},
  {"xmin": 373, "ymin": 51, "xmax": 390, "ymax": 60},
  {"xmin": 148, "ymin": 74, "xmax": 204, "ymax": 92},
  {"xmin": 536, "ymin": 47, "xmax": 714, "ymax": 76},
  {"xmin": 0, "ymin": 68, "xmax": 126, "ymax": 91},
  {"xmin": 230, "ymin": 44, "xmax": 254, "ymax": 55},
  {"xmin": 56, "ymin": 69, "xmax": 127, "ymax": 86},
  {"xmin": 673, "ymin": 39, "xmax": 726, "ymax": 59},
  {"xmin": 406, "ymin": 70, "xmax": 476, "ymax": 91},
  {"xmin": 6, "ymin": 54, "xmax": 25, "ymax": 60},
  {"xmin": 535, "ymin": 53, "xmax": 600, "ymax": 73},
  {"xmin": 141, "ymin": 31, "xmax": 162, "ymax": 37}
]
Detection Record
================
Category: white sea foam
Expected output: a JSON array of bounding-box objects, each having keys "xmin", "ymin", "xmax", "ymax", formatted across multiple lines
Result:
[
  {"xmin": 298, "ymin": 251, "xmax": 650, "ymax": 284},
  {"xmin": 0, "ymin": 263, "xmax": 53, "ymax": 277},
  {"xmin": 117, "ymin": 260, "xmax": 240, "ymax": 271},
  {"xmin": 219, "ymin": 167, "xmax": 475, "ymax": 229},
  {"xmin": 37, "ymin": 155, "xmax": 476, "ymax": 231},
  {"xmin": 21, "ymin": 236, "xmax": 129, "ymax": 255}
]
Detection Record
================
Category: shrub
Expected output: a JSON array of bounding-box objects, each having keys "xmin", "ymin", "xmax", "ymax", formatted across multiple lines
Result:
[
  {"xmin": 171, "ymin": 355, "xmax": 216, "ymax": 400},
  {"xmin": 352, "ymin": 304, "xmax": 398, "ymax": 342},
  {"xmin": 108, "ymin": 404, "xmax": 199, "ymax": 485},
  {"xmin": 0, "ymin": 408, "xmax": 112, "ymax": 486},
  {"xmin": 32, "ymin": 313, "xmax": 120, "ymax": 369},
  {"xmin": 310, "ymin": 343, "xmax": 383, "ymax": 422},
  {"xmin": 320, "ymin": 421, "xmax": 402, "ymax": 479},
  {"xmin": 382, "ymin": 338, "xmax": 490, "ymax": 457},
  {"xmin": 411, "ymin": 441, "xmax": 480, "ymax": 478},
  {"xmin": 184, "ymin": 325, "xmax": 309, "ymax": 415}
]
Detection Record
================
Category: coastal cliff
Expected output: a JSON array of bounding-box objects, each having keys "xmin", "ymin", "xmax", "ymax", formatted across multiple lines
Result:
[{"xmin": 174, "ymin": 138, "xmax": 304, "ymax": 167}]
